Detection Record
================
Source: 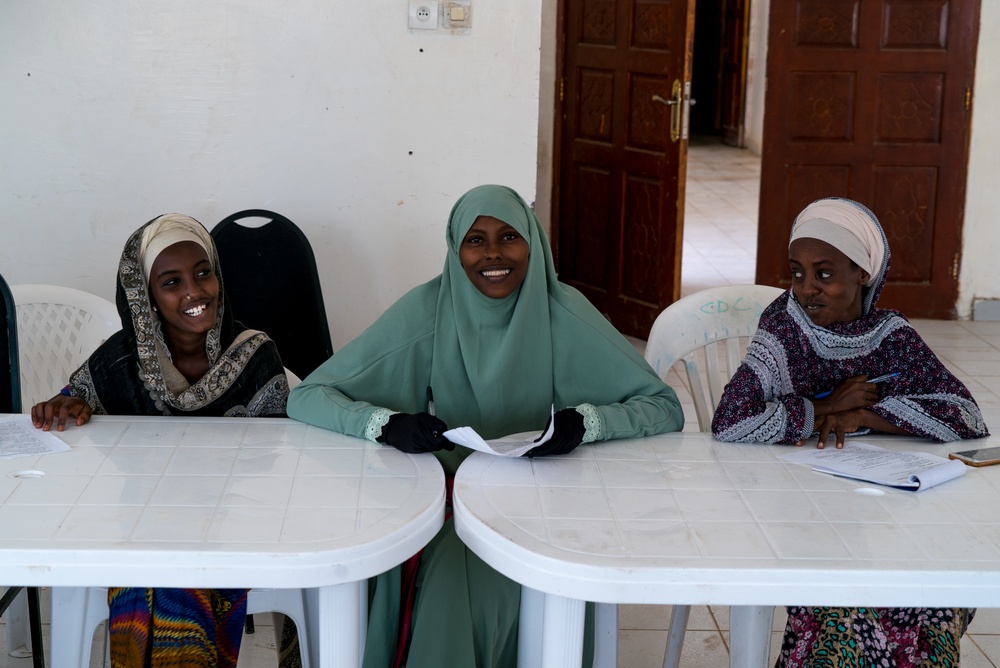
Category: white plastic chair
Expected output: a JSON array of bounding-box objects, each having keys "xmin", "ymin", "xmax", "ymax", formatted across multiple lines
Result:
[
  {"xmin": 4, "ymin": 285, "xmax": 118, "ymax": 659},
  {"xmin": 11, "ymin": 284, "xmax": 121, "ymax": 408},
  {"xmin": 644, "ymin": 284, "xmax": 783, "ymax": 668}
]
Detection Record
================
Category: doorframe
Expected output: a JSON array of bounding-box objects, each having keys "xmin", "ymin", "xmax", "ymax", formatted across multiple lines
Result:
[{"xmin": 533, "ymin": 0, "xmax": 560, "ymax": 240}]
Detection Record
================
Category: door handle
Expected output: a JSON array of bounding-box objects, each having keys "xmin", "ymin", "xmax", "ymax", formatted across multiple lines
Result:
[{"xmin": 653, "ymin": 81, "xmax": 698, "ymax": 142}]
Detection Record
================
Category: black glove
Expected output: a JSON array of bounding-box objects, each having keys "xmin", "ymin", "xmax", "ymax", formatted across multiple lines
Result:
[
  {"xmin": 525, "ymin": 408, "xmax": 586, "ymax": 458},
  {"xmin": 378, "ymin": 412, "xmax": 453, "ymax": 453}
]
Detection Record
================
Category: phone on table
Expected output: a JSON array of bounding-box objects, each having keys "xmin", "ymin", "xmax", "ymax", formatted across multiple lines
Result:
[{"xmin": 948, "ymin": 446, "xmax": 1000, "ymax": 467}]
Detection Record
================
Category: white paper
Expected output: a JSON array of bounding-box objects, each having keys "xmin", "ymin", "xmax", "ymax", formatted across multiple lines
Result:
[
  {"xmin": 0, "ymin": 415, "xmax": 71, "ymax": 459},
  {"xmin": 444, "ymin": 406, "xmax": 555, "ymax": 457},
  {"xmin": 780, "ymin": 440, "xmax": 966, "ymax": 491}
]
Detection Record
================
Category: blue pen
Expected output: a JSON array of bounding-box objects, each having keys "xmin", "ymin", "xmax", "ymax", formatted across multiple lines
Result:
[{"xmin": 813, "ymin": 372, "xmax": 899, "ymax": 400}]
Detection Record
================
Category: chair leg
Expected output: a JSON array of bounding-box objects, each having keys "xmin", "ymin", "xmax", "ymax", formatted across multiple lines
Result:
[
  {"xmin": 662, "ymin": 604, "xmax": 691, "ymax": 668},
  {"xmin": 3, "ymin": 588, "xmax": 32, "ymax": 658},
  {"xmin": 26, "ymin": 587, "xmax": 45, "ymax": 668}
]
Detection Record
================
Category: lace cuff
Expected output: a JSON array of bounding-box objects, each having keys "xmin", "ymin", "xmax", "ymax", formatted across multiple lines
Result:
[
  {"xmin": 576, "ymin": 403, "xmax": 602, "ymax": 443},
  {"xmin": 365, "ymin": 408, "xmax": 398, "ymax": 443}
]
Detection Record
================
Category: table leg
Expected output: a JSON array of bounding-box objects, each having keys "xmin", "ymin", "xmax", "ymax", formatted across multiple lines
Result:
[
  {"xmin": 541, "ymin": 594, "xmax": 585, "ymax": 668},
  {"xmin": 593, "ymin": 602, "xmax": 618, "ymax": 668},
  {"xmin": 312, "ymin": 583, "xmax": 360, "ymax": 668},
  {"xmin": 729, "ymin": 605, "xmax": 774, "ymax": 668},
  {"xmin": 517, "ymin": 587, "xmax": 544, "ymax": 667}
]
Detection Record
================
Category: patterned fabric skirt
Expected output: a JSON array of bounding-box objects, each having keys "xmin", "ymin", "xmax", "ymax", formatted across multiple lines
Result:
[
  {"xmin": 108, "ymin": 587, "xmax": 248, "ymax": 668},
  {"xmin": 777, "ymin": 606, "xmax": 975, "ymax": 668}
]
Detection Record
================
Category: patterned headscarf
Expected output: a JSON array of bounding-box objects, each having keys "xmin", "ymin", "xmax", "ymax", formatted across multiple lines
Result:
[{"xmin": 68, "ymin": 215, "xmax": 287, "ymax": 417}]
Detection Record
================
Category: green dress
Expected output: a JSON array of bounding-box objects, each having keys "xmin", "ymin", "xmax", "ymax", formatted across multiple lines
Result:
[{"xmin": 288, "ymin": 184, "xmax": 684, "ymax": 668}]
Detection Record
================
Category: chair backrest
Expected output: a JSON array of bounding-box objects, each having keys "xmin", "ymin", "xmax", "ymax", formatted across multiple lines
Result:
[
  {"xmin": 0, "ymin": 274, "xmax": 20, "ymax": 413},
  {"xmin": 212, "ymin": 210, "xmax": 333, "ymax": 380},
  {"xmin": 11, "ymin": 284, "xmax": 121, "ymax": 410},
  {"xmin": 644, "ymin": 284, "xmax": 784, "ymax": 431}
]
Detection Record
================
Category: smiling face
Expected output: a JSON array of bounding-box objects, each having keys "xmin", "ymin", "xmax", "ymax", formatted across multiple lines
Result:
[
  {"xmin": 789, "ymin": 237, "xmax": 869, "ymax": 327},
  {"xmin": 148, "ymin": 240, "xmax": 220, "ymax": 344},
  {"xmin": 459, "ymin": 215, "xmax": 530, "ymax": 299}
]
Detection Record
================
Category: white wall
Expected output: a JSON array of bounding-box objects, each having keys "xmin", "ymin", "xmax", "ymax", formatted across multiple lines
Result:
[
  {"xmin": 960, "ymin": 0, "xmax": 1000, "ymax": 317},
  {"xmin": 0, "ymin": 1, "xmax": 543, "ymax": 350}
]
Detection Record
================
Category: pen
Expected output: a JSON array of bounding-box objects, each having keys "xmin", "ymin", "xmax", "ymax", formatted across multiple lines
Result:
[
  {"xmin": 426, "ymin": 386, "xmax": 436, "ymax": 417},
  {"xmin": 813, "ymin": 372, "xmax": 899, "ymax": 400}
]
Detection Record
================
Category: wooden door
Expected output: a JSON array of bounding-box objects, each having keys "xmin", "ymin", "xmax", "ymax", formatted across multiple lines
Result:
[
  {"xmin": 719, "ymin": 0, "xmax": 751, "ymax": 146},
  {"xmin": 553, "ymin": 0, "xmax": 696, "ymax": 339},
  {"xmin": 756, "ymin": 0, "xmax": 980, "ymax": 318}
]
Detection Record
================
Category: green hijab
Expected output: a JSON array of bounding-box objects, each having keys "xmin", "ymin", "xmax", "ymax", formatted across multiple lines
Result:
[
  {"xmin": 431, "ymin": 185, "xmax": 559, "ymax": 437},
  {"xmin": 289, "ymin": 185, "xmax": 681, "ymax": 473}
]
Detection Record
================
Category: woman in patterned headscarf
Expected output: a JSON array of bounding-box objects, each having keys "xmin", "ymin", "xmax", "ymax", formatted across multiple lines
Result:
[
  {"xmin": 712, "ymin": 197, "xmax": 987, "ymax": 667},
  {"xmin": 31, "ymin": 214, "xmax": 288, "ymax": 667}
]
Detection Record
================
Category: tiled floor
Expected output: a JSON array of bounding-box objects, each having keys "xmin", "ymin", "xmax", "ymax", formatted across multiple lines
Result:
[{"xmin": 3, "ymin": 137, "xmax": 999, "ymax": 666}]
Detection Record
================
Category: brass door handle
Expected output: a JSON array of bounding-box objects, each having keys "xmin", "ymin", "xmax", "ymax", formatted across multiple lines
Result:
[{"xmin": 654, "ymin": 81, "xmax": 697, "ymax": 142}]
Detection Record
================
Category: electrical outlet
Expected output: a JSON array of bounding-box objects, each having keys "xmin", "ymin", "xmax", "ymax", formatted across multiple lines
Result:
[{"xmin": 408, "ymin": 0, "xmax": 439, "ymax": 30}]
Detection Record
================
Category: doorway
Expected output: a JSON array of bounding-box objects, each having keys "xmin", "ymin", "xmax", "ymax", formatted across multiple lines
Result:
[{"xmin": 690, "ymin": 0, "xmax": 752, "ymax": 147}]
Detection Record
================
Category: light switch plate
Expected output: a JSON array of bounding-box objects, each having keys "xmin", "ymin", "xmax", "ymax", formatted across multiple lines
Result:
[
  {"xmin": 442, "ymin": 0, "xmax": 471, "ymax": 31},
  {"xmin": 408, "ymin": 0, "xmax": 439, "ymax": 30}
]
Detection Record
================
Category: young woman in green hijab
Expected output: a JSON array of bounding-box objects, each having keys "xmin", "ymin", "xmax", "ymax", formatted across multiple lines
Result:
[{"xmin": 287, "ymin": 184, "xmax": 683, "ymax": 668}]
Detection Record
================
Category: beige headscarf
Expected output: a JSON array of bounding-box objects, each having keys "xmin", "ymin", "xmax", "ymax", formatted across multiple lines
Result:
[
  {"xmin": 789, "ymin": 198, "xmax": 885, "ymax": 286},
  {"xmin": 139, "ymin": 214, "xmax": 216, "ymax": 281}
]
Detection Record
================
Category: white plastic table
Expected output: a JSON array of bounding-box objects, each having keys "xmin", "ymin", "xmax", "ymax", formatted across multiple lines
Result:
[
  {"xmin": 453, "ymin": 431, "xmax": 1000, "ymax": 667},
  {"xmin": 0, "ymin": 415, "xmax": 445, "ymax": 668}
]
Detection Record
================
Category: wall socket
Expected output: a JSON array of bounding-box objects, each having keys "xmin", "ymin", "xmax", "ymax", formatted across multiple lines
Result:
[{"xmin": 408, "ymin": 0, "xmax": 439, "ymax": 30}]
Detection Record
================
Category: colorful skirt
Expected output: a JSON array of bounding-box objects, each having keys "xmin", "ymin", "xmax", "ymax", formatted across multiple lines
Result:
[
  {"xmin": 108, "ymin": 587, "xmax": 248, "ymax": 668},
  {"xmin": 777, "ymin": 606, "xmax": 975, "ymax": 668}
]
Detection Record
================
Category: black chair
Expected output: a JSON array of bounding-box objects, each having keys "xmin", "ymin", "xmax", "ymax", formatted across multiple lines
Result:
[
  {"xmin": 0, "ymin": 273, "xmax": 45, "ymax": 668},
  {"xmin": 211, "ymin": 210, "xmax": 334, "ymax": 380}
]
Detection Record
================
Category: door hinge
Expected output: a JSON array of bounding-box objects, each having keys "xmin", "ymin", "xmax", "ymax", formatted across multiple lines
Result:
[
  {"xmin": 966, "ymin": 87, "xmax": 972, "ymax": 111},
  {"xmin": 952, "ymin": 252, "xmax": 960, "ymax": 279},
  {"xmin": 559, "ymin": 77, "xmax": 564, "ymax": 102}
]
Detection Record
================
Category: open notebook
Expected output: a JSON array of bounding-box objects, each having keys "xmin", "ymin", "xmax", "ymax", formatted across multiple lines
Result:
[{"xmin": 780, "ymin": 440, "xmax": 966, "ymax": 491}]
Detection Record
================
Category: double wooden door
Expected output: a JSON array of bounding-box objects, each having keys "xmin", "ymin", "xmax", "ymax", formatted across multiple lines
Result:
[{"xmin": 756, "ymin": 0, "xmax": 980, "ymax": 318}]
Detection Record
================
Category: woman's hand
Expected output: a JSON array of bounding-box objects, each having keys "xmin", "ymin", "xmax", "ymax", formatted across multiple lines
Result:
[
  {"xmin": 812, "ymin": 375, "xmax": 879, "ymax": 416},
  {"xmin": 800, "ymin": 407, "xmax": 912, "ymax": 449},
  {"xmin": 31, "ymin": 395, "xmax": 92, "ymax": 431},
  {"xmin": 378, "ymin": 412, "xmax": 453, "ymax": 453},
  {"xmin": 807, "ymin": 408, "xmax": 868, "ymax": 449},
  {"xmin": 525, "ymin": 409, "xmax": 586, "ymax": 458}
]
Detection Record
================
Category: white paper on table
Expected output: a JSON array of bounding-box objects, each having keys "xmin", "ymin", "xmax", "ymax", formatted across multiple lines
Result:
[
  {"xmin": 779, "ymin": 440, "xmax": 966, "ymax": 491},
  {"xmin": 444, "ymin": 405, "xmax": 555, "ymax": 457},
  {"xmin": 0, "ymin": 415, "xmax": 71, "ymax": 459}
]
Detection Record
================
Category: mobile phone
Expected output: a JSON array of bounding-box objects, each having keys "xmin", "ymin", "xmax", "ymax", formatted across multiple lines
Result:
[{"xmin": 948, "ymin": 446, "xmax": 1000, "ymax": 467}]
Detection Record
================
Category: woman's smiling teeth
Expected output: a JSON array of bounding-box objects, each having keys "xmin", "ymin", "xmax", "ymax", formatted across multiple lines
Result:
[
  {"xmin": 184, "ymin": 304, "xmax": 207, "ymax": 317},
  {"xmin": 481, "ymin": 268, "xmax": 511, "ymax": 280}
]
